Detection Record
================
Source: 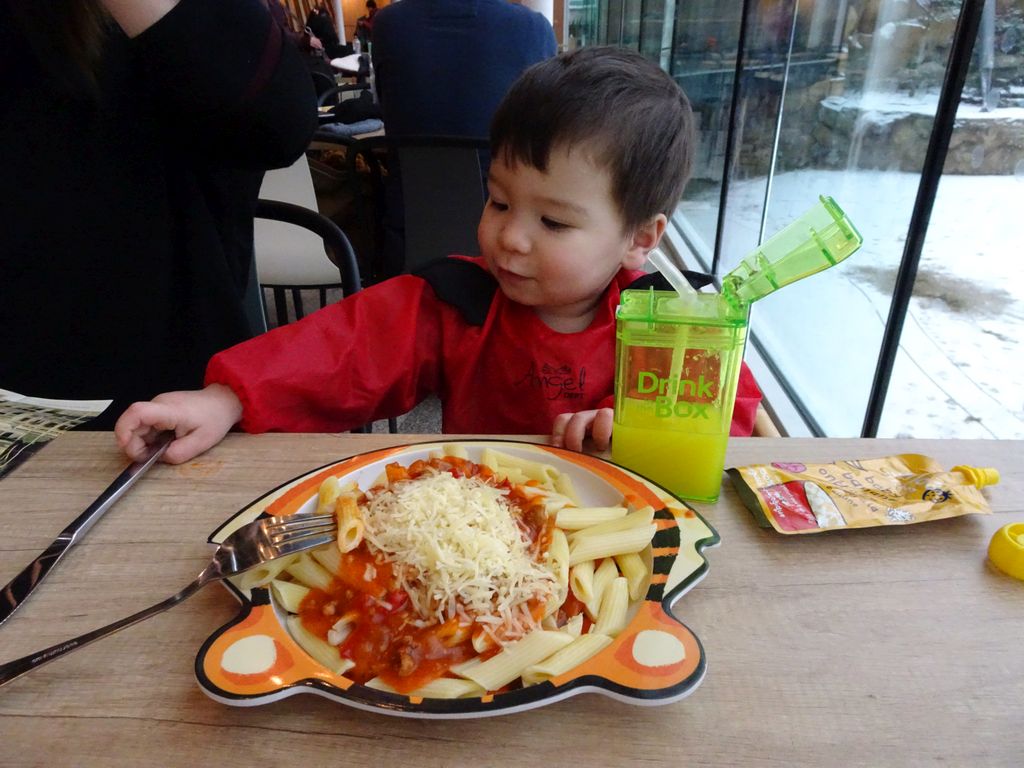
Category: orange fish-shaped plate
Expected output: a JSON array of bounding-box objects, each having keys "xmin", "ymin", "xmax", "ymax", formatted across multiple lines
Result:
[{"xmin": 195, "ymin": 440, "xmax": 719, "ymax": 718}]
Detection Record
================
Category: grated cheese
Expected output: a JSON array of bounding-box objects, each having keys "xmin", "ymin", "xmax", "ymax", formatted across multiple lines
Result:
[{"xmin": 360, "ymin": 470, "xmax": 556, "ymax": 639}]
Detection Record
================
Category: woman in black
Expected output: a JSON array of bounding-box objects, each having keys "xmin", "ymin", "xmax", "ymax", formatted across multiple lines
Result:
[{"xmin": 0, "ymin": 0, "xmax": 318, "ymax": 428}]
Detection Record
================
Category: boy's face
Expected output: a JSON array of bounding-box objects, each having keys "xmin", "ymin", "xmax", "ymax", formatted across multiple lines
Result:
[{"xmin": 479, "ymin": 146, "xmax": 664, "ymax": 332}]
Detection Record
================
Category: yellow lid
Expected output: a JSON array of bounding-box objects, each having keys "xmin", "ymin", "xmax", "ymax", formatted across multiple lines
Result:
[
  {"xmin": 951, "ymin": 465, "xmax": 1000, "ymax": 488},
  {"xmin": 988, "ymin": 523, "xmax": 1024, "ymax": 581}
]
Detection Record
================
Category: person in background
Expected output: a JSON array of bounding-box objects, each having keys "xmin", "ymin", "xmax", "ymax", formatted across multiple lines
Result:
[
  {"xmin": 369, "ymin": 0, "xmax": 556, "ymax": 276},
  {"xmin": 0, "ymin": 0, "xmax": 317, "ymax": 429},
  {"xmin": 267, "ymin": 0, "xmax": 323, "ymax": 54},
  {"xmin": 371, "ymin": 0, "xmax": 555, "ymax": 139},
  {"xmin": 354, "ymin": 0, "xmax": 377, "ymax": 48},
  {"xmin": 115, "ymin": 48, "xmax": 763, "ymax": 464},
  {"xmin": 305, "ymin": 1, "xmax": 344, "ymax": 58}
]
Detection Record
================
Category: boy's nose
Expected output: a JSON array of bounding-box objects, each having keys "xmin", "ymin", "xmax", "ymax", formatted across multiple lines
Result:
[{"xmin": 498, "ymin": 218, "xmax": 530, "ymax": 254}]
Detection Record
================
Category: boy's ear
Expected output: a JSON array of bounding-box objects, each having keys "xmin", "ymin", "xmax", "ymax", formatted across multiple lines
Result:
[{"xmin": 622, "ymin": 213, "xmax": 668, "ymax": 270}]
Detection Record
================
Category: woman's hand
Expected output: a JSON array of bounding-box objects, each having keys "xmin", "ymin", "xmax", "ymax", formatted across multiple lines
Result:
[
  {"xmin": 550, "ymin": 408, "xmax": 614, "ymax": 452},
  {"xmin": 114, "ymin": 383, "xmax": 243, "ymax": 464}
]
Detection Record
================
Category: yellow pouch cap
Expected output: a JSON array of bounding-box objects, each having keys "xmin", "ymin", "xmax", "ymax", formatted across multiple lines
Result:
[
  {"xmin": 951, "ymin": 465, "xmax": 1000, "ymax": 488},
  {"xmin": 988, "ymin": 523, "xmax": 1024, "ymax": 581}
]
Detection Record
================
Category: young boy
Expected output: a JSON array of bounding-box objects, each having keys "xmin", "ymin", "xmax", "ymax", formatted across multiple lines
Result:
[{"xmin": 116, "ymin": 47, "xmax": 761, "ymax": 464}]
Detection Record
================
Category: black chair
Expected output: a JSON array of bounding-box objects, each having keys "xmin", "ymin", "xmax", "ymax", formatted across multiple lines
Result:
[
  {"xmin": 252, "ymin": 169, "xmax": 395, "ymax": 433},
  {"xmin": 254, "ymin": 198, "xmax": 361, "ymax": 327},
  {"xmin": 391, "ymin": 136, "xmax": 490, "ymax": 273},
  {"xmin": 317, "ymin": 82, "xmax": 371, "ymax": 108},
  {"xmin": 306, "ymin": 130, "xmax": 386, "ymax": 283},
  {"xmin": 313, "ymin": 134, "xmax": 488, "ymax": 279},
  {"xmin": 303, "ymin": 133, "xmax": 490, "ymax": 285},
  {"xmin": 310, "ymin": 70, "xmax": 337, "ymax": 102}
]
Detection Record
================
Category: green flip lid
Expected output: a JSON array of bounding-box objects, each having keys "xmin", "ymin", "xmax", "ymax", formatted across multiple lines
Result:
[{"xmin": 721, "ymin": 195, "xmax": 863, "ymax": 307}]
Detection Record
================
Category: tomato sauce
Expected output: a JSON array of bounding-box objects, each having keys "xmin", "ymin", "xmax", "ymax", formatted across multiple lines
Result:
[
  {"xmin": 556, "ymin": 590, "xmax": 591, "ymax": 633},
  {"xmin": 297, "ymin": 456, "xmax": 554, "ymax": 694}
]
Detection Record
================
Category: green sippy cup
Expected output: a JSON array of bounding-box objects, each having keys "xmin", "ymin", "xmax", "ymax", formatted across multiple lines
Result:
[{"xmin": 611, "ymin": 196, "xmax": 863, "ymax": 502}]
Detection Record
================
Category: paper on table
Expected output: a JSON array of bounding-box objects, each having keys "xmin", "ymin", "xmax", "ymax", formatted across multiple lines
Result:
[{"xmin": 0, "ymin": 389, "xmax": 112, "ymax": 480}]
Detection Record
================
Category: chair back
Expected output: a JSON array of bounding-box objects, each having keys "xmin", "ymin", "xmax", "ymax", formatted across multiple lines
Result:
[
  {"xmin": 394, "ymin": 137, "xmax": 488, "ymax": 272},
  {"xmin": 255, "ymin": 156, "xmax": 341, "ymax": 287}
]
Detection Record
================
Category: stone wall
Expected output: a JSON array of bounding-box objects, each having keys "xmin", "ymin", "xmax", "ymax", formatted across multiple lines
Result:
[
  {"xmin": 734, "ymin": 0, "xmax": 1024, "ymax": 177},
  {"xmin": 790, "ymin": 96, "xmax": 1024, "ymax": 174}
]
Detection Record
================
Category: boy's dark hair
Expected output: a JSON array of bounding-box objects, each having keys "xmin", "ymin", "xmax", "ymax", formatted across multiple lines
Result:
[{"xmin": 490, "ymin": 46, "xmax": 695, "ymax": 232}]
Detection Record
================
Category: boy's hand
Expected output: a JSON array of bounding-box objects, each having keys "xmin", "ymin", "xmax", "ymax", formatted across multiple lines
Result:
[
  {"xmin": 550, "ymin": 408, "xmax": 614, "ymax": 452},
  {"xmin": 114, "ymin": 384, "xmax": 243, "ymax": 465}
]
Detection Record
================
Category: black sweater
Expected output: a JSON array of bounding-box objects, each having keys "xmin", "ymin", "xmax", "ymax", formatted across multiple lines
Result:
[{"xmin": 0, "ymin": 0, "xmax": 318, "ymax": 427}]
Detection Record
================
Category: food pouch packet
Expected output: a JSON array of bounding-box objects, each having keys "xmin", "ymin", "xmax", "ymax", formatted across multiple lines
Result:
[{"xmin": 727, "ymin": 454, "xmax": 998, "ymax": 534}]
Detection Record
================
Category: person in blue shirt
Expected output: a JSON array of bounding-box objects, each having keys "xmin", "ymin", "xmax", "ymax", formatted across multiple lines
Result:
[
  {"xmin": 368, "ymin": 0, "xmax": 556, "ymax": 276},
  {"xmin": 370, "ymin": 0, "xmax": 556, "ymax": 139}
]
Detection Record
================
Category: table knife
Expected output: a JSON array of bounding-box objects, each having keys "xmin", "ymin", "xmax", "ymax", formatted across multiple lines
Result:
[{"xmin": 0, "ymin": 431, "xmax": 174, "ymax": 627}]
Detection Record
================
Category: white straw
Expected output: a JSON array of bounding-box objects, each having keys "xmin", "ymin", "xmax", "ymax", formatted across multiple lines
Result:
[{"xmin": 647, "ymin": 249, "xmax": 696, "ymax": 295}]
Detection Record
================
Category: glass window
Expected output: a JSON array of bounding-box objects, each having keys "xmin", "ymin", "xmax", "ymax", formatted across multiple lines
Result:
[
  {"xmin": 750, "ymin": 0, "xmax": 1023, "ymax": 438},
  {"xmin": 582, "ymin": 0, "xmax": 1024, "ymax": 438},
  {"xmin": 877, "ymin": 1, "xmax": 1024, "ymax": 439}
]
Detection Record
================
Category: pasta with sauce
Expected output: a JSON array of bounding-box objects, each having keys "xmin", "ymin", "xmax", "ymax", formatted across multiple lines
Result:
[{"xmin": 264, "ymin": 450, "xmax": 656, "ymax": 698}]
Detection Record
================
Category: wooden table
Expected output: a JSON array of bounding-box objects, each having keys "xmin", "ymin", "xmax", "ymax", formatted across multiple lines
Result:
[{"xmin": 1, "ymin": 434, "xmax": 1020, "ymax": 767}]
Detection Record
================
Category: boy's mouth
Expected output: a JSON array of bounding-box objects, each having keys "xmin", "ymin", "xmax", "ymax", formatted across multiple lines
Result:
[{"xmin": 495, "ymin": 266, "xmax": 529, "ymax": 284}]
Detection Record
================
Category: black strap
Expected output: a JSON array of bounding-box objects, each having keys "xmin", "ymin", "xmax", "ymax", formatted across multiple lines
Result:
[
  {"xmin": 415, "ymin": 259, "xmax": 716, "ymax": 327},
  {"xmin": 413, "ymin": 258, "xmax": 497, "ymax": 327}
]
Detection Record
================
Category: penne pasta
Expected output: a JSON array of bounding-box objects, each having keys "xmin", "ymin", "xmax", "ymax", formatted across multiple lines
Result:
[
  {"xmin": 286, "ymin": 615, "xmax": 355, "ymax": 676},
  {"xmin": 236, "ymin": 552, "xmax": 299, "ymax": 590},
  {"xmin": 552, "ymin": 471, "xmax": 581, "ymax": 505},
  {"xmin": 517, "ymin": 487, "xmax": 578, "ymax": 518},
  {"xmin": 365, "ymin": 676, "xmax": 485, "ymax": 700},
  {"xmin": 614, "ymin": 552, "xmax": 648, "ymax": 601},
  {"xmin": 547, "ymin": 528, "xmax": 570, "ymax": 588},
  {"xmin": 593, "ymin": 577, "xmax": 629, "ymax": 636},
  {"xmin": 563, "ymin": 613, "xmax": 584, "ymax": 638},
  {"xmin": 335, "ymin": 495, "xmax": 365, "ymax": 553},
  {"xmin": 310, "ymin": 542, "xmax": 341, "ymax": 575},
  {"xmin": 285, "ymin": 553, "xmax": 335, "ymax": 591},
  {"xmin": 481, "ymin": 448, "xmax": 560, "ymax": 487},
  {"xmin": 452, "ymin": 630, "xmax": 574, "ymax": 691},
  {"xmin": 409, "ymin": 677, "xmax": 486, "ymax": 699},
  {"xmin": 471, "ymin": 627, "xmax": 497, "ymax": 654},
  {"xmin": 327, "ymin": 613, "xmax": 356, "ymax": 646},
  {"xmin": 567, "ymin": 506, "xmax": 655, "ymax": 543},
  {"xmin": 586, "ymin": 557, "xmax": 619, "ymax": 620},
  {"xmin": 556, "ymin": 506, "xmax": 628, "ymax": 530},
  {"xmin": 478, "ymin": 447, "xmax": 501, "ymax": 473},
  {"xmin": 568, "ymin": 524, "xmax": 658, "ymax": 566},
  {"xmin": 270, "ymin": 578, "xmax": 310, "ymax": 613},
  {"xmin": 521, "ymin": 632, "xmax": 612, "ymax": 686},
  {"xmin": 317, "ymin": 475, "xmax": 342, "ymax": 515},
  {"xmin": 539, "ymin": 495, "xmax": 576, "ymax": 515},
  {"xmin": 274, "ymin": 452, "xmax": 655, "ymax": 699},
  {"xmin": 441, "ymin": 443, "xmax": 470, "ymax": 460},
  {"xmin": 498, "ymin": 466, "xmax": 530, "ymax": 486},
  {"xmin": 569, "ymin": 559, "xmax": 595, "ymax": 605},
  {"xmin": 363, "ymin": 677, "xmax": 395, "ymax": 692}
]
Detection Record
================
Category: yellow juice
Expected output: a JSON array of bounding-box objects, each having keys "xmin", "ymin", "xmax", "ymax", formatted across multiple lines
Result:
[{"xmin": 612, "ymin": 404, "xmax": 729, "ymax": 502}]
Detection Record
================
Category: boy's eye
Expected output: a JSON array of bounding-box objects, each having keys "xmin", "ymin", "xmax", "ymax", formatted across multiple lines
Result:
[
  {"xmin": 541, "ymin": 217, "xmax": 570, "ymax": 231},
  {"xmin": 489, "ymin": 199, "xmax": 509, "ymax": 211}
]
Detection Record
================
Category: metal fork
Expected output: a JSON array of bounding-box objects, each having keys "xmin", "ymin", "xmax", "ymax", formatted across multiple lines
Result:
[{"xmin": 0, "ymin": 511, "xmax": 336, "ymax": 689}]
